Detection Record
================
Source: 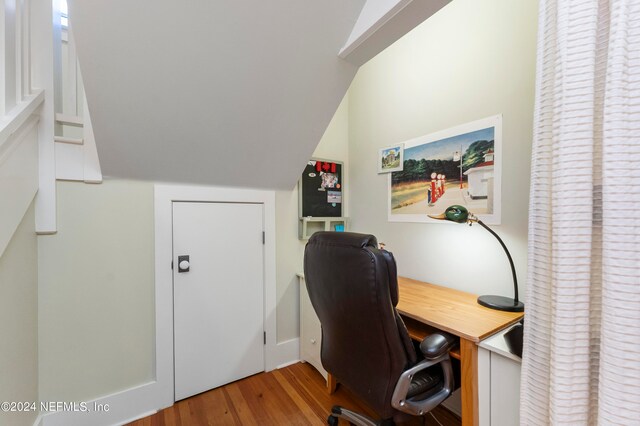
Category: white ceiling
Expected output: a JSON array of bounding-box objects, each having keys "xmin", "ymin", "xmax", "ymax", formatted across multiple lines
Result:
[{"xmin": 69, "ymin": 0, "xmax": 449, "ymax": 190}]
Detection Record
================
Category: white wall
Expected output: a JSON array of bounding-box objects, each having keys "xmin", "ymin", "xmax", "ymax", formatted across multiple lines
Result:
[
  {"xmin": 348, "ymin": 0, "xmax": 538, "ymax": 298},
  {"xmin": 275, "ymin": 94, "xmax": 350, "ymax": 342},
  {"xmin": 38, "ymin": 179, "xmax": 155, "ymax": 402},
  {"xmin": 0, "ymin": 202, "xmax": 38, "ymax": 426}
]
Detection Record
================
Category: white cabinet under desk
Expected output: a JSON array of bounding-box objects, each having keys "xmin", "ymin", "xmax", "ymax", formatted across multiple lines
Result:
[
  {"xmin": 297, "ymin": 274, "xmax": 328, "ymax": 381},
  {"xmin": 478, "ymin": 324, "xmax": 523, "ymax": 426}
]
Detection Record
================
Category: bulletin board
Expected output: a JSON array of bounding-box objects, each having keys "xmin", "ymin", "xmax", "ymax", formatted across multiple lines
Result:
[{"xmin": 299, "ymin": 159, "xmax": 344, "ymax": 218}]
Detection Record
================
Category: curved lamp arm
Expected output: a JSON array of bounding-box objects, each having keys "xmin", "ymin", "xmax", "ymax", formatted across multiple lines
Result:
[
  {"xmin": 475, "ymin": 219, "xmax": 519, "ymax": 305},
  {"xmin": 429, "ymin": 205, "xmax": 524, "ymax": 312}
]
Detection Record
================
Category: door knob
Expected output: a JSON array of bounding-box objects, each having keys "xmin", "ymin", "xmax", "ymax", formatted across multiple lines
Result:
[{"xmin": 178, "ymin": 255, "xmax": 190, "ymax": 273}]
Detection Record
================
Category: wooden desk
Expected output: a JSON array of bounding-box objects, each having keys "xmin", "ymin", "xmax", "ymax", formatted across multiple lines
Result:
[{"xmin": 396, "ymin": 277, "xmax": 524, "ymax": 426}]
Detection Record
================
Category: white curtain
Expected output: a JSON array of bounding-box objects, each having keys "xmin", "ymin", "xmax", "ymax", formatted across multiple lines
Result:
[{"xmin": 520, "ymin": 0, "xmax": 640, "ymax": 424}]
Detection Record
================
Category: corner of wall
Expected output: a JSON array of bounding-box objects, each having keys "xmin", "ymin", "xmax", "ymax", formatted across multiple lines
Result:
[{"xmin": 275, "ymin": 93, "xmax": 351, "ymax": 346}]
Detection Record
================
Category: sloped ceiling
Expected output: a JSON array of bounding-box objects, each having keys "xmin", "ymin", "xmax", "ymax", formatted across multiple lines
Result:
[{"xmin": 69, "ymin": 0, "xmax": 449, "ymax": 190}]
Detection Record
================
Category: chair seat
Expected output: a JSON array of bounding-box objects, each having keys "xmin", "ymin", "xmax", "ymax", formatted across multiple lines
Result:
[{"xmin": 407, "ymin": 366, "xmax": 443, "ymax": 398}]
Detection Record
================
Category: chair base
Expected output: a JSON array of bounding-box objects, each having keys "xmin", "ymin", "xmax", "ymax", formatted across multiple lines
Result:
[{"xmin": 328, "ymin": 406, "xmax": 394, "ymax": 426}]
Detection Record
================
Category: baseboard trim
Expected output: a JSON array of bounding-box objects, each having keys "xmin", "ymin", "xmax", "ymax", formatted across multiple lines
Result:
[
  {"xmin": 36, "ymin": 338, "xmax": 299, "ymax": 425},
  {"xmin": 275, "ymin": 337, "xmax": 300, "ymax": 369},
  {"xmin": 38, "ymin": 381, "xmax": 168, "ymax": 426}
]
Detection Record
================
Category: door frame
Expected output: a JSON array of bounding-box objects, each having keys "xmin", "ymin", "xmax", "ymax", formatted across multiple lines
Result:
[{"xmin": 153, "ymin": 184, "xmax": 277, "ymax": 407}]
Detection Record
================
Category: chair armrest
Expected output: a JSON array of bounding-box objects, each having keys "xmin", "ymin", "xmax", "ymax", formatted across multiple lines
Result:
[
  {"xmin": 419, "ymin": 333, "xmax": 457, "ymax": 360},
  {"xmin": 391, "ymin": 354, "xmax": 455, "ymax": 416}
]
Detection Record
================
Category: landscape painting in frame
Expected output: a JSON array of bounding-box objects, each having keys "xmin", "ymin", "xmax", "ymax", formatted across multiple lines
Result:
[{"xmin": 388, "ymin": 115, "xmax": 502, "ymax": 225}]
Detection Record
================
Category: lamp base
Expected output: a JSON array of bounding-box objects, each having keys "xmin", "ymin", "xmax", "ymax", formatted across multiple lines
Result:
[{"xmin": 477, "ymin": 295, "xmax": 524, "ymax": 312}]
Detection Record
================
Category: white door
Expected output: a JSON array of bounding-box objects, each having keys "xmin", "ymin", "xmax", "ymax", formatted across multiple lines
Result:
[{"xmin": 173, "ymin": 201, "xmax": 265, "ymax": 401}]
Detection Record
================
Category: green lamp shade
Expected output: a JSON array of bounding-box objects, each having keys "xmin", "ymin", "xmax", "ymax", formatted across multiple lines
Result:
[
  {"xmin": 428, "ymin": 204, "xmax": 470, "ymax": 223},
  {"xmin": 444, "ymin": 205, "xmax": 469, "ymax": 223}
]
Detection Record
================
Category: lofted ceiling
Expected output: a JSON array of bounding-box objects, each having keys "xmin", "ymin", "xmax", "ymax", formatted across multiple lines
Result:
[{"xmin": 68, "ymin": 0, "xmax": 450, "ymax": 190}]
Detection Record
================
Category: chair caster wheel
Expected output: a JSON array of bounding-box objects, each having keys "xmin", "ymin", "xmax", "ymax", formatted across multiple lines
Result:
[{"xmin": 327, "ymin": 414, "xmax": 339, "ymax": 426}]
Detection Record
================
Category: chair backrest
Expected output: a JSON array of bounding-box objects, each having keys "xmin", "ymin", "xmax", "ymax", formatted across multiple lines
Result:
[{"xmin": 303, "ymin": 232, "xmax": 417, "ymax": 418}]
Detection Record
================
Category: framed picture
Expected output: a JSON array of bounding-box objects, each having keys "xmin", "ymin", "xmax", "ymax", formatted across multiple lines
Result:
[
  {"xmin": 388, "ymin": 115, "xmax": 502, "ymax": 225},
  {"xmin": 378, "ymin": 144, "xmax": 404, "ymax": 173}
]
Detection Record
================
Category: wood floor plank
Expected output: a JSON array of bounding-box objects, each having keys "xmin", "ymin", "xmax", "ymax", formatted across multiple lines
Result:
[
  {"xmin": 258, "ymin": 371, "xmax": 315, "ymax": 425},
  {"xmin": 200, "ymin": 386, "xmax": 238, "ymax": 425},
  {"xmin": 274, "ymin": 366, "xmax": 327, "ymax": 421},
  {"xmin": 237, "ymin": 371, "xmax": 296, "ymax": 424},
  {"xmin": 127, "ymin": 362, "xmax": 461, "ymax": 426},
  {"xmin": 176, "ymin": 399, "xmax": 191, "ymax": 425},
  {"xmin": 232, "ymin": 375, "xmax": 273, "ymax": 424},
  {"xmin": 160, "ymin": 405, "xmax": 174, "ymax": 426},
  {"xmin": 272, "ymin": 368, "xmax": 320, "ymax": 424},
  {"xmin": 222, "ymin": 385, "xmax": 254, "ymax": 425},
  {"xmin": 293, "ymin": 363, "xmax": 377, "ymax": 420},
  {"xmin": 287, "ymin": 362, "xmax": 376, "ymax": 421}
]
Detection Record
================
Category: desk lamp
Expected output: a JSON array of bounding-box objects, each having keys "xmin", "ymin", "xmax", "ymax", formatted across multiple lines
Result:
[{"xmin": 429, "ymin": 205, "xmax": 524, "ymax": 312}]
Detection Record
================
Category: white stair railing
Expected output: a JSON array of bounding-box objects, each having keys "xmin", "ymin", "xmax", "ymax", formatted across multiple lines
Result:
[
  {"xmin": 1, "ymin": 0, "xmax": 51, "ymax": 252},
  {"xmin": 55, "ymin": 113, "xmax": 83, "ymax": 127},
  {"xmin": 53, "ymin": 23, "xmax": 102, "ymax": 184}
]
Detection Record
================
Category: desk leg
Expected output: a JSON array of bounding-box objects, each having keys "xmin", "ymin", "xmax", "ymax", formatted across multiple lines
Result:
[
  {"xmin": 460, "ymin": 339, "xmax": 479, "ymax": 426},
  {"xmin": 327, "ymin": 373, "xmax": 337, "ymax": 394}
]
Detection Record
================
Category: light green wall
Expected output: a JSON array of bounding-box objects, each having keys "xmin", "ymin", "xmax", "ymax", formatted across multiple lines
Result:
[
  {"xmin": 38, "ymin": 180, "xmax": 155, "ymax": 402},
  {"xmin": 275, "ymin": 94, "xmax": 349, "ymax": 342},
  {"xmin": 348, "ymin": 0, "xmax": 538, "ymax": 297},
  {"xmin": 0, "ymin": 202, "xmax": 38, "ymax": 426}
]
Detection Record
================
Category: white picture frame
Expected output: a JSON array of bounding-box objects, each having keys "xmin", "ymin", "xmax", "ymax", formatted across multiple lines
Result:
[
  {"xmin": 387, "ymin": 115, "xmax": 502, "ymax": 225},
  {"xmin": 378, "ymin": 144, "xmax": 404, "ymax": 174}
]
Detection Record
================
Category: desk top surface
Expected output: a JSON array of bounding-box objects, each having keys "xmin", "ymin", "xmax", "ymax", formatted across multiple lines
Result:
[{"xmin": 396, "ymin": 276, "xmax": 524, "ymax": 343}]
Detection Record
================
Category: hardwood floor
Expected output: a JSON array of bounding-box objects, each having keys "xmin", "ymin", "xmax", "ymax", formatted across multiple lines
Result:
[{"xmin": 127, "ymin": 362, "xmax": 461, "ymax": 426}]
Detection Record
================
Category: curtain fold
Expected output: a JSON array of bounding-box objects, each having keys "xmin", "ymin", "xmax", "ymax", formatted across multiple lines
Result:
[{"xmin": 521, "ymin": 0, "xmax": 640, "ymax": 424}]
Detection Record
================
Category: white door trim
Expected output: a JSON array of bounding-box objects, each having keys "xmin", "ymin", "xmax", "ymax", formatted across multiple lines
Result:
[{"xmin": 154, "ymin": 184, "xmax": 277, "ymax": 408}]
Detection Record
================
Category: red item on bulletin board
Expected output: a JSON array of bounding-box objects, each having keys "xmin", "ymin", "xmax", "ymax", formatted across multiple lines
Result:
[{"xmin": 315, "ymin": 161, "xmax": 337, "ymax": 173}]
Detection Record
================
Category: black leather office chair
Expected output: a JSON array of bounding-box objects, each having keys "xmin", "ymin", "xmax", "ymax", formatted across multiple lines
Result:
[{"xmin": 304, "ymin": 232, "xmax": 456, "ymax": 426}]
